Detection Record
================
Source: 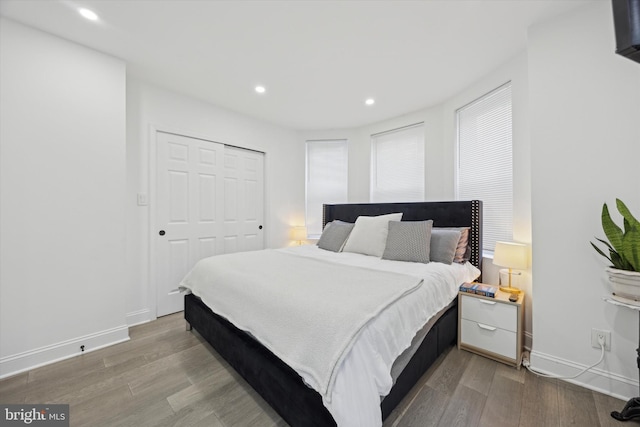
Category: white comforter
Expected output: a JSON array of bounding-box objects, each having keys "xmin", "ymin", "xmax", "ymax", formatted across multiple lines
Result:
[
  {"xmin": 181, "ymin": 245, "xmax": 480, "ymax": 427},
  {"xmin": 180, "ymin": 248, "xmax": 423, "ymax": 399}
]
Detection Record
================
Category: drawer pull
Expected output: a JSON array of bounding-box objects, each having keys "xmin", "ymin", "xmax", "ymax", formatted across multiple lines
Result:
[
  {"xmin": 478, "ymin": 299, "xmax": 497, "ymax": 305},
  {"xmin": 477, "ymin": 323, "xmax": 497, "ymax": 331}
]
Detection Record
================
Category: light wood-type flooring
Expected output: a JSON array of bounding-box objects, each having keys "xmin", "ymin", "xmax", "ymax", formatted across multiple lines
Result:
[{"xmin": 0, "ymin": 312, "xmax": 633, "ymax": 427}]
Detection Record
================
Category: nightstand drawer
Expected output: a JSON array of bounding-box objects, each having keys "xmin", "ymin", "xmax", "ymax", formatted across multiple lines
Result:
[
  {"xmin": 460, "ymin": 294, "xmax": 517, "ymax": 332},
  {"xmin": 460, "ymin": 319, "xmax": 517, "ymax": 359}
]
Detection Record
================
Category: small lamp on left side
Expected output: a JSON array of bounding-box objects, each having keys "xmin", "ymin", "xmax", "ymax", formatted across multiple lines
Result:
[{"xmin": 291, "ymin": 226, "xmax": 307, "ymax": 246}]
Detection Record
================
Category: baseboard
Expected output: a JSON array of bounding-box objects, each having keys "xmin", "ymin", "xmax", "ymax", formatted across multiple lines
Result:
[
  {"xmin": 530, "ymin": 349, "xmax": 637, "ymax": 400},
  {"xmin": 126, "ymin": 308, "xmax": 153, "ymax": 327},
  {"xmin": 0, "ymin": 325, "xmax": 129, "ymax": 379}
]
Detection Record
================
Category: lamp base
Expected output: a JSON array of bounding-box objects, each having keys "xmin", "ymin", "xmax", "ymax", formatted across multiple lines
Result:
[{"xmin": 499, "ymin": 286, "xmax": 522, "ymax": 294}]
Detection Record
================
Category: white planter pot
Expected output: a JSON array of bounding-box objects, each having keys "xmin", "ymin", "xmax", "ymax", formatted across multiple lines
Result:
[{"xmin": 607, "ymin": 267, "xmax": 640, "ymax": 300}]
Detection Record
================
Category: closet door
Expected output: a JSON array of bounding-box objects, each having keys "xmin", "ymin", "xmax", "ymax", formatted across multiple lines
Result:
[
  {"xmin": 223, "ymin": 146, "xmax": 265, "ymax": 253},
  {"xmin": 155, "ymin": 132, "xmax": 225, "ymax": 316}
]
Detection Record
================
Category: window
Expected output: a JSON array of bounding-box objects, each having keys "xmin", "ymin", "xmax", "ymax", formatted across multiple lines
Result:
[
  {"xmin": 456, "ymin": 83, "xmax": 513, "ymax": 252},
  {"xmin": 370, "ymin": 123, "xmax": 425, "ymax": 202},
  {"xmin": 305, "ymin": 139, "xmax": 348, "ymax": 238}
]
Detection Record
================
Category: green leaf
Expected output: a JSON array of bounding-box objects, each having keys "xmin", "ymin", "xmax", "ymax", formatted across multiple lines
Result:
[
  {"xmin": 591, "ymin": 241, "xmax": 613, "ymax": 264},
  {"xmin": 617, "ymin": 199, "xmax": 640, "ymax": 229},
  {"xmin": 610, "ymin": 249, "xmax": 632, "ymax": 270},
  {"xmin": 621, "ymin": 225, "xmax": 640, "ymax": 271},
  {"xmin": 602, "ymin": 203, "xmax": 624, "ymax": 252},
  {"xmin": 595, "ymin": 237, "xmax": 615, "ymax": 252}
]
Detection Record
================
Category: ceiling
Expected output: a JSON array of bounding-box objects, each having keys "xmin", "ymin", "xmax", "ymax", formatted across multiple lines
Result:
[{"xmin": 0, "ymin": 0, "xmax": 598, "ymax": 130}]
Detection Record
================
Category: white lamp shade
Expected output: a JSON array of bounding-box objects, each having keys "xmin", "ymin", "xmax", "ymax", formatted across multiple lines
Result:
[
  {"xmin": 493, "ymin": 241, "xmax": 528, "ymax": 270},
  {"xmin": 291, "ymin": 226, "xmax": 307, "ymax": 241}
]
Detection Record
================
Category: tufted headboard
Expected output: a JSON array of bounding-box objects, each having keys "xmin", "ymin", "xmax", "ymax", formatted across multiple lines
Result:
[{"xmin": 322, "ymin": 200, "xmax": 483, "ymax": 269}]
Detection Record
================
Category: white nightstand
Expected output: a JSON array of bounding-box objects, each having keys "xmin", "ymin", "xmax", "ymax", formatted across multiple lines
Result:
[{"xmin": 458, "ymin": 288, "xmax": 524, "ymax": 368}]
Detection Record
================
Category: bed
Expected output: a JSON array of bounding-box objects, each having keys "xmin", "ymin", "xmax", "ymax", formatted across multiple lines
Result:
[{"xmin": 182, "ymin": 200, "xmax": 482, "ymax": 426}]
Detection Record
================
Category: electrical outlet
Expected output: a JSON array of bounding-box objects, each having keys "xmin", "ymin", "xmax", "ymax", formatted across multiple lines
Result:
[{"xmin": 591, "ymin": 328, "xmax": 611, "ymax": 351}]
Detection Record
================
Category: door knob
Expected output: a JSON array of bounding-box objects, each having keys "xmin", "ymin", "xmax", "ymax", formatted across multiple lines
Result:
[
  {"xmin": 159, "ymin": 230, "xmax": 166, "ymax": 236},
  {"xmin": 258, "ymin": 225, "xmax": 263, "ymax": 230}
]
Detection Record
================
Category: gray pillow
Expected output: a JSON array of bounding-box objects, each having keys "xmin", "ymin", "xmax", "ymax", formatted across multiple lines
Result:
[
  {"xmin": 317, "ymin": 221, "xmax": 354, "ymax": 252},
  {"xmin": 382, "ymin": 220, "xmax": 433, "ymax": 263},
  {"xmin": 430, "ymin": 228, "xmax": 462, "ymax": 264}
]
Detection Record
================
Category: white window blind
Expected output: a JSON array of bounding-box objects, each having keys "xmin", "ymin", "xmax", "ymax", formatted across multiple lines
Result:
[
  {"xmin": 306, "ymin": 139, "xmax": 348, "ymax": 238},
  {"xmin": 457, "ymin": 83, "xmax": 513, "ymax": 252},
  {"xmin": 370, "ymin": 123, "xmax": 425, "ymax": 203}
]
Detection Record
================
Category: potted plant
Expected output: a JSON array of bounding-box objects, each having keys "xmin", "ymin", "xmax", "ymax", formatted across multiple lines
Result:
[{"xmin": 591, "ymin": 199, "xmax": 640, "ymax": 299}]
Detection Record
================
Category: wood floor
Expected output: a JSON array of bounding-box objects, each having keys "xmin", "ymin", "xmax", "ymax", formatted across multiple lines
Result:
[{"xmin": 0, "ymin": 312, "xmax": 633, "ymax": 427}]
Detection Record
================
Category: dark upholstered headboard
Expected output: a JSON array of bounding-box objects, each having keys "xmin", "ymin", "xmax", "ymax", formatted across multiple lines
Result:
[{"xmin": 323, "ymin": 200, "xmax": 483, "ymax": 269}]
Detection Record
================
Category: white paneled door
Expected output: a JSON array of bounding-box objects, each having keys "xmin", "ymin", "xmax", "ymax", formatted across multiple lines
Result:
[
  {"xmin": 223, "ymin": 146, "xmax": 265, "ymax": 254},
  {"xmin": 155, "ymin": 132, "xmax": 263, "ymax": 317}
]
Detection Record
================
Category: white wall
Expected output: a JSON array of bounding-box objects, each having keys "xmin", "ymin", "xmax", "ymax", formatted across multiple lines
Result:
[
  {"xmin": 0, "ymin": 19, "xmax": 128, "ymax": 377},
  {"xmin": 529, "ymin": 2, "xmax": 640, "ymax": 398},
  {"xmin": 299, "ymin": 53, "xmax": 534, "ymax": 347},
  {"xmin": 441, "ymin": 52, "xmax": 533, "ymax": 348},
  {"xmin": 125, "ymin": 78, "xmax": 302, "ymax": 325}
]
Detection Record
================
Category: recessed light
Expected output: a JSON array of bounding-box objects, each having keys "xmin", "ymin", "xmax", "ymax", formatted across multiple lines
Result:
[
  {"xmin": 255, "ymin": 86, "xmax": 266, "ymax": 94},
  {"xmin": 78, "ymin": 8, "xmax": 99, "ymax": 21},
  {"xmin": 365, "ymin": 98, "xmax": 375, "ymax": 106}
]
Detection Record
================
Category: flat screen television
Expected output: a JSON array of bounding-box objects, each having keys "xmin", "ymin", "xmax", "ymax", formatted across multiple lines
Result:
[{"xmin": 612, "ymin": 0, "xmax": 640, "ymax": 63}]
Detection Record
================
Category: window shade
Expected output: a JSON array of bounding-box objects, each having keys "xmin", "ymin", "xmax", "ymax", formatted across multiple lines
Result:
[
  {"xmin": 370, "ymin": 123, "xmax": 425, "ymax": 203},
  {"xmin": 457, "ymin": 83, "xmax": 513, "ymax": 252},
  {"xmin": 306, "ymin": 140, "xmax": 348, "ymax": 238}
]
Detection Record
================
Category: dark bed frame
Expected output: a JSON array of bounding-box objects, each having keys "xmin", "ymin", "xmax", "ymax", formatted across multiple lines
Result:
[{"xmin": 184, "ymin": 200, "xmax": 482, "ymax": 426}]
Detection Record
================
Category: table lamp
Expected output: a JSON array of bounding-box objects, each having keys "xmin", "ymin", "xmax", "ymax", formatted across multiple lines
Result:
[
  {"xmin": 493, "ymin": 241, "xmax": 529, "ymax": 294},
  {"xmin": 291, "ymin": 226, "xmax": 307, "ymax": 245}
]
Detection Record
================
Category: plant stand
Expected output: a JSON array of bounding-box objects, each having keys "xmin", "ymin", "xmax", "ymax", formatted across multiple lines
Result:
[{"xmin": 604, "ymin": 297, "xmax": 640, "ymax": 421}]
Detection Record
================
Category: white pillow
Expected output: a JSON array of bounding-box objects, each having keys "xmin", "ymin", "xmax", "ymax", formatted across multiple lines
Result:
[{"xmin": 342, "ymin": 213, "xmax": 403, "ymax": 257}]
